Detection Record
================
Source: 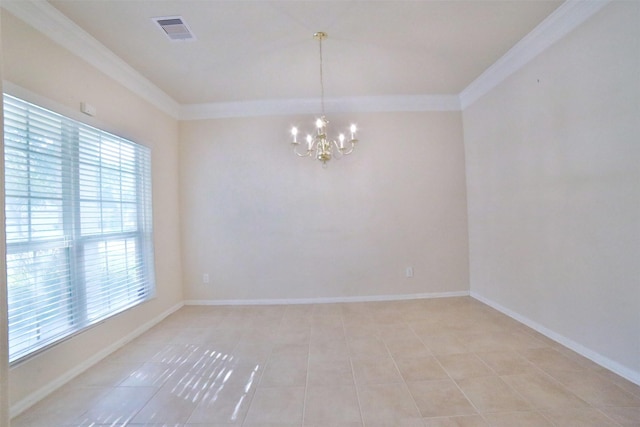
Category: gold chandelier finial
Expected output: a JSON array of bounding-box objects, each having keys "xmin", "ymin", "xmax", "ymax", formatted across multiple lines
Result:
[{"xmin": 290, "ymin": 31, "xmax": 359, "ymax": 167}]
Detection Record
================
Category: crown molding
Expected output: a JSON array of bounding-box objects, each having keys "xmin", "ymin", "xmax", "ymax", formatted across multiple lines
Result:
[
  {"xmin": 1, "ymin": 0, "xmax": 181, "ymax": 119},
  {"xmin": 459, "ymin": 0, "xmax": 611, "ymax": 109},
  {"xmin": 179, "ymin": 94, "xmax": 461, "ymax": 120},
  {"xmin": 3, "ymin": 0, "xmax": 612, "ymax": 119}
]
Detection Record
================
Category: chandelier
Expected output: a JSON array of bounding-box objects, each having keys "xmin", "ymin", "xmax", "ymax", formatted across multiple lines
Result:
[{"xmin": 290, "ymin": 32, "xmax": 358, "ymax": 166}]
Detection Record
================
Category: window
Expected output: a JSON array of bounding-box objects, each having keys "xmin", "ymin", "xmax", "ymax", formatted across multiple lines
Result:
[{"xmin": 3, "ymin": 94, "xmax": 155, "ymax": 363}]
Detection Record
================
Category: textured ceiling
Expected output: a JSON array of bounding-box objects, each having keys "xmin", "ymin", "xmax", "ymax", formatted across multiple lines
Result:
[{"xmin": 48, "ymin": 0, "xmax": 563, "ymax": 105}]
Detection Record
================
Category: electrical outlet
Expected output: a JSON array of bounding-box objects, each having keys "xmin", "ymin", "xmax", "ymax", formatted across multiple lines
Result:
[
  {"xmin": 202, "ymin": 273, "xmax": 210, "ymax": 284},
  {"xmin": 405, "ymin": 267, "xmax": 413, "ymax": 278}
]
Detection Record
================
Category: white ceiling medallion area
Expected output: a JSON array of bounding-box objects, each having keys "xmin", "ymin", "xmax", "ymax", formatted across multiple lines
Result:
[{"xmin": 2, "ymin": 0, "xmax": 610, "ymax": 121}]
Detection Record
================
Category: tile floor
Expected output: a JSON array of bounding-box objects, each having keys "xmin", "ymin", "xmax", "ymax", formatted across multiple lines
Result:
[{"xmin": 12, "ymin": 297, "xmax": 640, "ymax": 426}]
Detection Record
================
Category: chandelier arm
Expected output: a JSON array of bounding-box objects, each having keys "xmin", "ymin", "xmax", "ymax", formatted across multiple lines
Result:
[
  {"xmin": 339, "ymin": 142, "xmax": 355, "ymax": 156},
  {"xmin": 330, "ymin": 139, "xmax": 344, "ymax": 159},
  {"xmin": 292, "ymin": 144, "xmax": 313, "ymax": 157}
]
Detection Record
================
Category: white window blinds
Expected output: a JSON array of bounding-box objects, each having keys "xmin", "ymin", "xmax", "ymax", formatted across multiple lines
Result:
[{"xmin": 3, "ymin": 94, "xmax": 155, "ymax": 363}]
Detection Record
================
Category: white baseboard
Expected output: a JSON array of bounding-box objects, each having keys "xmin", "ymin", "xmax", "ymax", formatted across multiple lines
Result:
[
  {"xmin": 470, "ymin": 291, "xmax": 640, "ymax": 387},
  {"xmin": 184, "ymin": 291, "xmax": 470, "ymax": 306},
  {"xmin": 10, "ymin": 302, "xmax": 184, "ymax": 418}
]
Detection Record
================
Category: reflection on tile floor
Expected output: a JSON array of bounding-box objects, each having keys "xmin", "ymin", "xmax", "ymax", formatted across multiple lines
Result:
[{"xmin": 12, "ymin": 297, "xmax": 640, "ymax": 426}]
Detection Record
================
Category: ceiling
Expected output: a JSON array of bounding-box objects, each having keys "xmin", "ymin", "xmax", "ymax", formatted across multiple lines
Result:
[{"xmin": 45, "ymin": 0, "xmax": 563, "ymax": 106}]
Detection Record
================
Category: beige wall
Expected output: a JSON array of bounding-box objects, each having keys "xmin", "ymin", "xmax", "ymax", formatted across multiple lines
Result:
[
  {"xmin": 2, "ymin": 11, "xmax": 183, "ymax": 409},
  {"xmin": 463, "ymin": 1, "xmax": 640, "ymax": 381},
  {"xmin": 0, "ymin": 8, "xmax": 9, "ymax": 427},
  {"xmin": 179, "ymin": 112, "xmax": 469, "ymax": 302}
]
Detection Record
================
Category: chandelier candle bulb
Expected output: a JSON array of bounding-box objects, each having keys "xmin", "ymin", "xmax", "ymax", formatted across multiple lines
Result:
[{"xmin": 291, "ymin": 127, "xmax": 298, "ymax": 143}]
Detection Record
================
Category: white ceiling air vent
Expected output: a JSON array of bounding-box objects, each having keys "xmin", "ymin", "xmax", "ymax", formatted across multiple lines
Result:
[{"xmin": 152, "ymin": 16, "xmax": 196, "ymax": 41}]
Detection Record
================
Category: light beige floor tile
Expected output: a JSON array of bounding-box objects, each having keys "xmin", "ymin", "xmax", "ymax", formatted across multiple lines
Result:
[
  {"xmin": 357, "ymin": 382, "xmax": 422, "ymax": 424},
  {"xmin": 74, "ymin": 386, "xmax": 158, "ymax": 425},
  {"xmin": 304, "ymin": 423, "xmax": 362, "ymax": 427},
  {"xmin": 501, "ymin": 372, "xmax": 588, "ymax": 409},
  {"xmin": 170, "ymin": 327, "xmax": 223, "ymax": 345},
  {"xmin": 307, "ymin": 358, "xmax": 355, "ymax": 386},
  {"xmin": 352, "ymin": 356, "xmax": 403, "ymax": 385},
  {"xmin": 11, "ymin": 386, "xmax": 110, "ymax": 427},
  {"xmin": 243, "ymin": 424, "xmax": 302, "ymax": 427},
  {"xmin": 194, "ymin": 360, "xmax": 263, "ymax": 391},
  {"xmin": 231, "ymin": 341, "xmax": 274, "ymax": 364},
  {"xmin": 459, "ymin": 334, "xmax": 512, "ymax": 353},
  {"xmin": 368, "ymin": 419, "xmax": 425, "ymax": 427},
  {"xmin": 599, "ymin": 406, "xmax": 640, "ymax": 426},
  {"xmin": 309, "ymin": 337, "xmax": 350, "ymax": 363},
  {"xmin": 595, "ymin": 369, "xmax": 640, "ymax": 399},
  {"xmin": 135, "ymin": 324, "xmax": 181, "ymax": 343},
  {"xmin": 456, "ymin": 376, "xmax": 531, "ymax": 413},
  {"xmin": 407, "ymin": 379, "xmax": 477, "ymax": 418},
  {"xmin": 541, "ymin": 407, "xmax": 620, "ymax": 426},
  {"xmin": 310, "ymin": 327, "xmax": 348, "ymax": 342},
  {"xmin": 186, "ymin": 424, "xmax": 249, "ymax": 427},
  {"xmin": 475, "ymin": 350, "xmax": 538, "ymax": 376},
  {"xmin": 86, "ymin": 423, "xmax": 135, "ymax": 427},
  {"xmin": 396, "ymin": 356, "xmax": 450, "ymax": 382},
  {"xmin": 119, "ymin": 362, "xmax": 180, "ymax": 387},
  {"xmin": 376, "ymin": 324, "xmax": 419, "ymax": 341},
  {"xmin": 269, "ymin": 342, "xmax": 309, "ymax": 359},
  {"xmin": 106, "ymin": 342, "xmax": 166, "ymax": 364},
  {"xmin": 551, "ymin": 369, "xmax": 640, "ymax": 407},
  {"xmin": 150, "ymin": 343, "xmax": 203, "ymax": 366},
  {"xmin": 344, "ymin": 320, "xmax": 380, "ymax": 338},
  {"xmin": 519, "ymin": 347, "xmax": 585, "ymax": 376},
  {"xmin": 385, "ymin": 336, "xmax": 433, "ymax": 360},
  {"xmin": 187, "ymin": 383, "xmax": 255, "ymax": 424},
  {"xmin": 196, "ymin": 339, "xmax": 240, "ymax": 357},
  {"xmin": 311, "ymin": 324, "xmax": 346, "ymax": 340},
  {"xmin": 423, "ymin": 415, "xmax": 488, "ymax": 426},
  {"xmin": 272, "ymin": 329, "xmax": 311, "ymax": 346},
  {"xmin": 73, "ymin": 360, "xmax": 141, "ymax": 387},
  {"xmin": 437, "ymin": 353, "xmax": 494, "ymax": 379},
  {"xmin": 483, "ymin": 411, "xmax": 552, "ymax": 426},
  {"xmin": 303, "ymin": 384, "xmax": 362, "ymax": 424},
  {"xmin": 420, "ymin": 335, "xmax": 470, "ymax": 356},
  {"xmin": 131, "ymin": 386, "xmax": 200, "ymax": 424},
  {"xmin": 312, "ymin": 303, "xmax": 343, "ymax": 316},
  {"xmin": 260, "ymin": 355, "xmax": 308, "ymax": 387},
  {"xmin": 243, "ymin": 386, "xmax": 305, "ymax": 424},
  {"xmin": 410, "ymin": 321, "xmax": 449, "ymax": 337},
  {"xmin": 279, "ymin": 313, "xmax": 312, "ymax": 330},
  {"xmin": 502, "ymin": 331, "xmax": 549, "ymax": 350},
  {"xmin": 347, "ymin": 336, "xmax": 390, "ymax": 360}
]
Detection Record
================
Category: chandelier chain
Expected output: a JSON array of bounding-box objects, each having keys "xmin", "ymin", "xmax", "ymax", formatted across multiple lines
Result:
[{"xmin": 319, "ymin": 35, "xmax": 325, "ymax": 115}]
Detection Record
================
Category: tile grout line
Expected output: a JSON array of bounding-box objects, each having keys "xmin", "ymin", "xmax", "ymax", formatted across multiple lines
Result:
[
  {"xmin": 384, "ymin": 317, "xmax": 431, "ymax": 425},
  {"xmin": 508, "ymin": 357, "xmax": 626, "ymax": 427},
  {"xmin": 236, "ymin": 310, "xmax": 275, "ymax": 427},
  {"xmin": 343, "ymin": 306, "xmax": 367, "ymax": 427},
  {"xmin": 300, "ymin": 306, "xmax": 313, "ymax": 427},
  {"xmin": 413, "ymin": 329, "xmax": 489, "ymax": 425}
]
